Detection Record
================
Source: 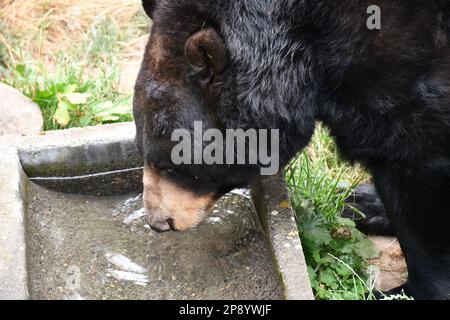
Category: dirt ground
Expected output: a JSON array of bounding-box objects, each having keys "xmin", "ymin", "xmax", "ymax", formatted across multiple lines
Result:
[{"xmin": 119, "ymin": 36, "xmax": 148, "ymax": 94}]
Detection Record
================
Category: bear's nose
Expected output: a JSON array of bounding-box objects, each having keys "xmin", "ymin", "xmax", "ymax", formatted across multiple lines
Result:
[
  {"xmin": 146, "ymin": 213, "xmax": 175, "ymax": 233},
  {"xmin": 149, "ymin": 220, "xmax": 172, "ymax": 233}
]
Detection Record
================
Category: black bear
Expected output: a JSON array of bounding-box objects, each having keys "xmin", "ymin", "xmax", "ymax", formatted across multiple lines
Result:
[{"xmin": 134, "ymin": 0, "xmax": 450, "ymax": 300}]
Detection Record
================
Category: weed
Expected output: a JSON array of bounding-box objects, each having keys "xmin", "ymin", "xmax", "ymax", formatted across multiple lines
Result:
[
  {"xmin": 0, "ymin": 3, "xmax": 149, "ymax": 130},
  {"xmin": 1, "ymin": 58, "xmax": 132, "ymax": 130},
  {"xmin": 286, "ymin": 126, "xmax": 379, "ymax": 300}
]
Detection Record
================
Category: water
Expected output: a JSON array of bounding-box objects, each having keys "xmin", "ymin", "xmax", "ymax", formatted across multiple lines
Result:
[{"xmin": 26, "ymin": 183, "xmax": 283, "ymax": 300}]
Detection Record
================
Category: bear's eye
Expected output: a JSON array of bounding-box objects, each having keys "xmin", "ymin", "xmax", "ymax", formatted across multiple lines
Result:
[
  {"xmin": 159, "ymin": 167, "xmax": 178, "ymax": 179},
  {"xmin": 154, "ymin": 162, "xmax": 182, "ymax": 179},
  {"xmin": 154, "ymin": 162, "xmax": 171, "ymax": 172},
  {"xmin": 164, "ymin": 168, "xmax": 176, "ymax": 176}
]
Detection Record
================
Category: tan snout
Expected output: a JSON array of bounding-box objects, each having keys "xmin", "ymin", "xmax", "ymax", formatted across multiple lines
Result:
[{"xmin": 143, "ymin": 167, "xmax": 216, "ymax": 232}]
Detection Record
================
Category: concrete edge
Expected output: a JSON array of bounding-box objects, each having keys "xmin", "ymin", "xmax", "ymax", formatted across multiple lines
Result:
[
  {"xmin": 0, "ymin": 123, "xmax": 137, "ymax": 300},
  {"xmin": 252, "ymin": 174, "xmax": 314, "ymax": 300},
  {"xmin": 17, "ymin": 123, "xmax": 140, "ymax": 177},
  {"xmin": 0, "ymin": 146, "xmax": 29, "ymax": 299}
]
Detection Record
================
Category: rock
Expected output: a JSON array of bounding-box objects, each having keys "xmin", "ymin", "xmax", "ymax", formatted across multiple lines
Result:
[
  {"xmin": 369, "ymin": 236, "xmax": 408, "ymax": 292},
  {"xmin": 0, "ymin": 83, "xmax": 43, "ymax": 135}
]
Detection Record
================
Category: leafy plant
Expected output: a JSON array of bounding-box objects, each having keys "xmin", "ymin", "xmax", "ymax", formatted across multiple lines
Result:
[
  {"xmin": 0, "ymin": 11, "xmax": 146, "ymax": 131},
  {"xmin": 286, "ymin": 133, "xmax": 380, "ymax": 300},
  {"xmin": 1, "ymin": 62, "xmax": 132, "ymax": 130}
]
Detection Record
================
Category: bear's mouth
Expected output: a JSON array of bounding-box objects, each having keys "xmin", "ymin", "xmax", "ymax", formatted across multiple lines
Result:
[{"xmin": 143, "ymin": 166, "xmax": 218, "ymax": 232}]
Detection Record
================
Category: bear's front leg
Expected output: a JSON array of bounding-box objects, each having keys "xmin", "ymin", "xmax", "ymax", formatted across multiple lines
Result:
[{"xmin": 372, "ymin": 161, "xmax": 450, "ymax": 300}]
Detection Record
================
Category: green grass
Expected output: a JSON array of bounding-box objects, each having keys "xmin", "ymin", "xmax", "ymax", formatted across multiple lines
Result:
[
  {"xmin": 0, "ymin": 11, "xmax": 148, "ymax": 130},
  {"xmin": 2, "ymin": 60, "xmax": 132, "ymax": 130},
  {"xmin": 286, "ymin": 126, "xmax": 380, "ymax": 300}
]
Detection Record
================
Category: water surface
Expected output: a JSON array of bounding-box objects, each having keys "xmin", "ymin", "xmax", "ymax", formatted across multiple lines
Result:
[{"xmin": 27, "ymin": 183, "xmax": 283, "ymax": 300}]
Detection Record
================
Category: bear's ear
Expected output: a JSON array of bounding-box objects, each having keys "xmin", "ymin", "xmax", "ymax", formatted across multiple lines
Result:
[
  {"xmin": 185, "ymin": 28, "xmax": 227, "ymax": 75},
  {"xmin": 142, "ymin": 0, "xmax": 156, "ymax": 18}
]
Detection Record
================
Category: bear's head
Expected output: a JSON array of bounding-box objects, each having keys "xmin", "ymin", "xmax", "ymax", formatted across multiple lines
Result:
[{"xmin": 134, "ymin": 0, "xmax": 317, "ymax": 232}]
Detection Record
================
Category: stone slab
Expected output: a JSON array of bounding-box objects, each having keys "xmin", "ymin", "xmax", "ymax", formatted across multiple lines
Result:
[{"xmin": 0, "ymin": 83, "xmax": 43, "ymax": 136}]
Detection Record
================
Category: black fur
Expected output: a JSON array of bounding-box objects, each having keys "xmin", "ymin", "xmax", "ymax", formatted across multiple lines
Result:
[
  {"xmin": 134, "ymin": 0, "xmax": 450, "ymax": 299},
  {"xmin": 343, "ymin": 184, "xmax": 395, "ymax": 236}
]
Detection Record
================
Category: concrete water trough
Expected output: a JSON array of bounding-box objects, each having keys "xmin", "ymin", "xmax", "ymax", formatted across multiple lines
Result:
[{"xmin": 0, "ymin": 123, "xmax": 313, "ymax": 300}]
